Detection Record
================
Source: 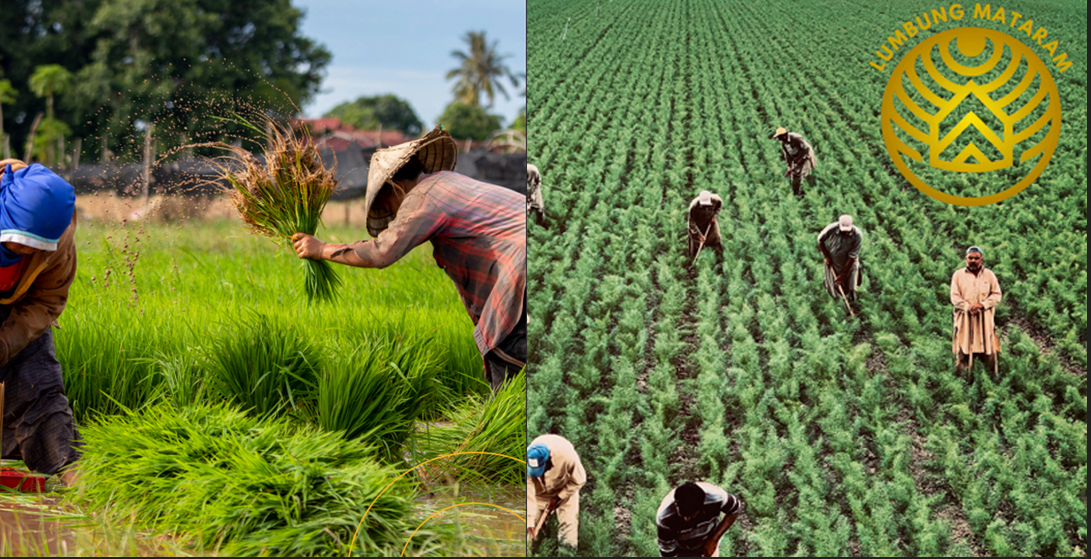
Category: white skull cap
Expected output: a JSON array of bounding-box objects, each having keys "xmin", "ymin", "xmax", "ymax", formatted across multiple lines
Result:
[
  {"xmin": 838, "ymin": 215, "xmax": 853, "ymax": 231},
  {"xmin": 698, "ymin": 190, "xmax": 713, "ymax": 206}
]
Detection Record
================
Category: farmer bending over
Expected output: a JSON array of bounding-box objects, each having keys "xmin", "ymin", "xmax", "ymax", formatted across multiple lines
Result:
[
  {"xmin": 818, "ymin": 214, "xmax": 863, "ymax": 302},
  {"xmin": 292, "ymin": 127, "xmax": 526, "ymax": 391},
  {"xmin": 656, "ymin": 481, "xmax": 744, "ymax": 557},
  {"xmin": 0, "ymin": 159, "xmax": 80, "ymax": 485},
  {"xmin": 687, "ymin": 190, "xmax": 724, "ymax": 263},
  {"xmin": 771, "ymin": 127, "xmax": 817, "ymax": 196},
  {"xmin": 527, "ymin": 163, "xmax": 546, "ymax": 227},
  {"xmin": 527, "ymin": 434, "xmax": 586, "ymax": 551}
]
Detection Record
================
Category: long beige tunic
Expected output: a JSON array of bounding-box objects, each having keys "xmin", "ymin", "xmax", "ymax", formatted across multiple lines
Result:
[
  {"xmin": 527, "ymin": 434, "xmax": 586, "ymax": 546},
  {"xmin": 950, "ymin": 267, "xmax": 1002, "ymax": 355}
]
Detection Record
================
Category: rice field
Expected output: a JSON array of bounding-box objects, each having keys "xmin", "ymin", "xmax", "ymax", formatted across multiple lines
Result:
[{"xmin": 1, "ymin": 199, "xmax": 527, "ymax": 557}]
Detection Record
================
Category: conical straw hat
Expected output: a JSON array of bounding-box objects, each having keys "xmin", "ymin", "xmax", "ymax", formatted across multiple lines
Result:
[{"xmin": 364, "ymin": 126, "xmax": 458, "ymax": 237}]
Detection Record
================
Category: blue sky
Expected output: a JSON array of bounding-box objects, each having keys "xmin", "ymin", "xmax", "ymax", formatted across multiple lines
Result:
[{"xmin": 294, "ymin": 0, "xmax": 526, "ymax": 129}]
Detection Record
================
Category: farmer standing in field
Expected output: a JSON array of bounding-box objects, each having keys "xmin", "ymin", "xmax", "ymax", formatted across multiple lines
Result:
[
  {"xmin": 817, "ymin": 214, "xmax": 863, "ymax": 303},
  {"xmin": 527, "ymin": 433, "xmax": 586, "ymax": 551},
  {"xmin": 951, "ymin": 246, "xmax": 1002, "ymax": 376},
  {"xmin": 656, "ymin": 481, "xmax": 745, "ymax": 557},
  {"xmin": 687, "ymin": 190, "xmax": 724, "ymax": 263},
  {"xmin": 291, "ymin": 127, "xmax": 526, "ymax": 391},
  {"xmin": 0, "ymin": 159, "xmax": 81, "ymax": 485},
  {"xmin": 771, "ymin": 127, "xmax": 817, "ymax": 196},
  {"xmin": 527, "ymin": 163, "xmax": 546, "ymax": 227}
]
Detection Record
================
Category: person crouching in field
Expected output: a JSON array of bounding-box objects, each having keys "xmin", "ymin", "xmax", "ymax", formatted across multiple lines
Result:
[
  {"xmin": 951, "ymin": 246, "xmax": 1002, "ymax": 377},
  {"xmin": 0, "ymin": 159, "xmax": 80, "ymax": 485},
  {"xmin": 656, "ymin": 481, "xmax": 744, "ymax": 557},
  {"xmin": 291, "ymin": 127, "xmax": 527, "ymax": 391},
  {"xmin": 818, "ymin": 214, "xmax": 863, "ymax": 303},
  {"xmin": 687, "ymin": 190, "xmax": 723, "ymax": 264},
  {"xmin": 771, "ymin": 127, "xmax": 817, "ymax": 196},
  {"xmin": 527, "ymin": 163, "xmax": 546, "ymax": 227},
  {"xmin": 527, "ymin": 434, "xmax": 586, "ymax": 551}
]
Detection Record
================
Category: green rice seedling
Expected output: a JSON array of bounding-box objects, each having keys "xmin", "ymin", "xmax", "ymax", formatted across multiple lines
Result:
[
  {"xmin": 310, "ymin": 335, "xmax": 443, "ymax": 462},
  {"xmin": 64, "ymin": 401, "xmax": 436, "ymax": 557},
  {"xmin": 415, "ymin": 371, "xmax": 526, "ymax": 486},
  {"xmin": 205, "ymin": 313, "xmax": 320, "ymax": 417},
  {"xmin": 214, "ymin": 114, "xmax": 342, "ymax": 303},
  {"xmin": 53, "ymin": 314, "xmax": 162, "ymax": 421}
]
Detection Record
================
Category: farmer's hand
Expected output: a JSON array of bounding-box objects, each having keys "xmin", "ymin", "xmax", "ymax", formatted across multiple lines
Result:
[
  {"xmin": 292, "ymin": 233, "xmax": 325, "ymax": 260},
  {"xmin": 969, "ymin": 302, "xmax": 984, "ymax": 314},
  {"xmin": 823, "ymin": 256, "xmax": 831, "ymax": 267},
  {"xmin": 527, "ymin": 526, "xmax": 538, "ymax": 540},
  {"xmin": 547, "ymin": 496, "xmax": 561, "ymax": 513}
]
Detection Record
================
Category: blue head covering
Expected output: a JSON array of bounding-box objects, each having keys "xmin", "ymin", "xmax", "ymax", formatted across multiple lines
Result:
[
  {"xmin": 0, "ymin": 164, "xmax": 75, "ymax": 266},
  {"xmin": 527, "ymin": 444, "xmax": 550, "ymax": 479}
]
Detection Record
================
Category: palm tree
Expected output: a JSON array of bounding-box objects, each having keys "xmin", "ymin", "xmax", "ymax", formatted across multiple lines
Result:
[
  {"xmin": 445, "ymin": 31, "xmax": 521, "ymax": 108},
  {"xmin": 0, "ymin": 80, "xmax": 16, "ymax": 158},
  {"xmin": 29, "ymin": 64, "xmax": 72, "ymax": 121}
]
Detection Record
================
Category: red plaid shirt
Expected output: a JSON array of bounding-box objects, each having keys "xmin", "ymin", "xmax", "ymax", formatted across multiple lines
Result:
[{"xmin": 346, "ymin": 171, "xmax": 526, "ymax": 356}]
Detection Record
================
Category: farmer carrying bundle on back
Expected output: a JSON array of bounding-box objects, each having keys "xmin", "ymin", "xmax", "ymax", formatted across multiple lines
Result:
[
  {"xmin": 951, "ymin": 246, "xmax": 1002, "ymax": 377},
  {"xmin": 656, "ymin": 481, "xmax": 745, "ymax": 557},
  {"xmin": 818, "ymin": 214, "xmax": 863, "ymax": 304},
  {"xmin": 527, "ymin": 433, "xmax": 586, "ymax": 551},
  {"xmin": 771, "ymin": 127, "xmax": 817, "ymax": 196},
  {"xmin": 291, "ymin": 127, "xmax": 527, "ymax": 391},
  {"xmin": 687, "ymin": 190, "xmax": 724, "ymax": 264},
  {"xmin": 0, "ymin": 159, "xmax": 81, "ymax": 485}
]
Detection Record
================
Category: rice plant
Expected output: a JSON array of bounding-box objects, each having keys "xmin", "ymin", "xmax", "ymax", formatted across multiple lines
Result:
[
  {"xmin": 204, "ymin": 313, "xmax": 320, "ymax": 417},
  {"xmin": 309, "ymin": 334, "xmax": 443, "ymax": 462},
  {"xmin": 63, "ymin": 401, "xmax": 434, "ymax": 557},
  {"xmin": 415, "ymin": 371, "xmax": 527, "ymax": 486},
  {"xmin": 213, "ymin": 114, "xmax": 342, "ymax": 303}
]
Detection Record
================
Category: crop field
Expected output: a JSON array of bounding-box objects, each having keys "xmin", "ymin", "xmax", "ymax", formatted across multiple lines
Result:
[
  {"xmin": 1, "ymin": 201, "xmax": 526, "ymax": 557},
  {"xmin": 527, "ymin": 0, "xmax": 1085, "ymax": 556}
]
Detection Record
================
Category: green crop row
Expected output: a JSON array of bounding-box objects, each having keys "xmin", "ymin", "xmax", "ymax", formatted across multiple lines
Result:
[{"xmin": 528, "ymin": 0, "xmax": 1085, "ymax": 556}]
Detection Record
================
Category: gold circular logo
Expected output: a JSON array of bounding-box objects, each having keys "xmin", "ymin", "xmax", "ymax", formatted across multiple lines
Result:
[{"xmin": 880, "ymin": 27, "xmax": 1062, "ymax": 206}]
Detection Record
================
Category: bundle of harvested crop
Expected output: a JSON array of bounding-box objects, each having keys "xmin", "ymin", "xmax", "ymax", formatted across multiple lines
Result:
[
  {"xmin": 214, "ymin": 115, "xmax": 342, "ymax": 302},
  {"xmin": 64, "ymin": 402, "xmax": 439, "ymax": 556}
]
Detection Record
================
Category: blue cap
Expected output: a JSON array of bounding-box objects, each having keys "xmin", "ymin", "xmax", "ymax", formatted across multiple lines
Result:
[{"xmin": 527, "ymin": 444, "xmax": 550, "ymax": 478}]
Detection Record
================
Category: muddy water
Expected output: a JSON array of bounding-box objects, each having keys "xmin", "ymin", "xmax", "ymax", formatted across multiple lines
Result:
[
  {"xmin": 415, "ymin": 484, "xmax": 527, "ymax": 557},
  {"xmin": 0, "ymin": 496, "xmax": 76, "ymax": 555},
  {"xmin": 1, "ymin": 486, "xmax": 526, "ymax": 557}
]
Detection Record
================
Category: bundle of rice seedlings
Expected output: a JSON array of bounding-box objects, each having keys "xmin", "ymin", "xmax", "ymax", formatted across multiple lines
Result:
[
  {"xmin": 205, "ymin": 313, "xmax": 320, "ymax": 417},
  {"xmin": 310, "ymin": 334, "xmax": 444, "ymax": 463},
  {"xmin": 64, "ymin": 401, "xmax": 444, "ymax": 556},
  {"xmin": 414, "ymin": 371, "xmax": 526, "ymax": 487},
  {"xmin": 214, "ymin": 114, "xmax": 341, "ymax": 303}
]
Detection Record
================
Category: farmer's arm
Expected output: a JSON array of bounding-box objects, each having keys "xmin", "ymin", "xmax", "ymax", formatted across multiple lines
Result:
[
  {"xmin": 657, "ymin": 523, "xmax": 680, "ymax": 557},
  {"xmin": 555, "ymin": 456, "xmax": 587, "ymax": 502},
  {"xmin": 950, "ymin": 272, "xmax": 970, "ymax": 311},
  {"xmin": 298, "ymin": 194, "xmax": 444, "ymax": 268},
  {"xmin": 0, "ymin": 225, "xmax": 76, "ymax": 366},
  {"xmin": 816, "ymin": 225, "xmax": 834, "ymax": 265},
  {"xmin": 702, "ymin": 493, "xmax": 744, "ymax": 556},
  {"xmin": 527, "ymin": 477, "xmax": 539, "ymax": 532}
]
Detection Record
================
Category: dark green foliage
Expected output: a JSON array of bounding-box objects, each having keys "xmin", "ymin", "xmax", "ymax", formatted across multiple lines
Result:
[
  {"xmin": 436, "ymin": 101, "xmax": 503, "ymax": 140},
  {"xmin": 323, "ymin": 94, "xmax": 424, "ymax": 135},
  {"xmin": 0, "ymin": 0, "xmax": 331, "ymax": 162}
]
